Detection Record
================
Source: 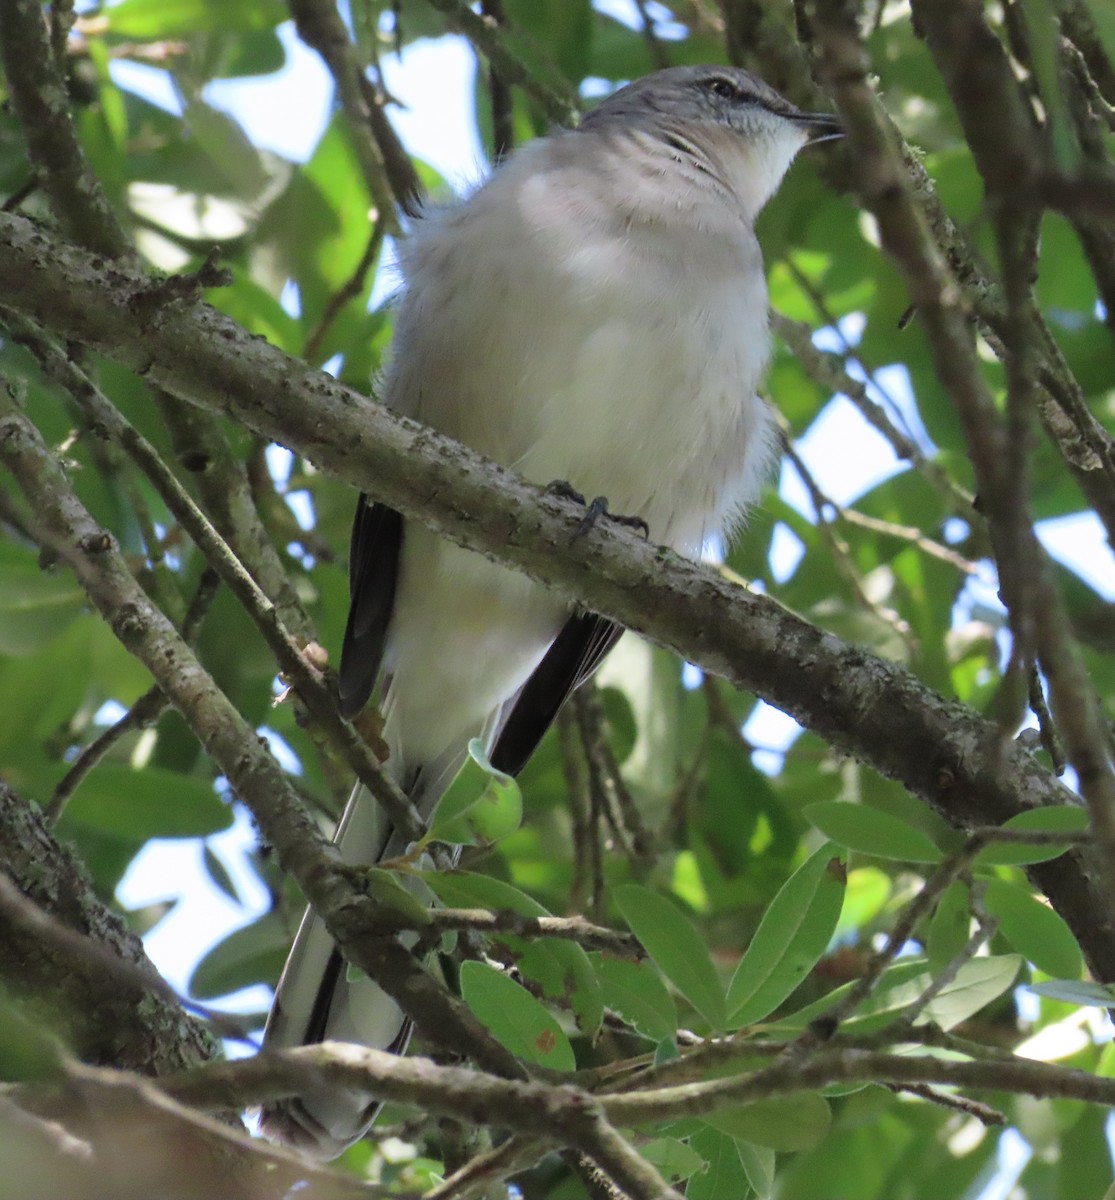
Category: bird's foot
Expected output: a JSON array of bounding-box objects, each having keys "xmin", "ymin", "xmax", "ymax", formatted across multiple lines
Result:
[
  {"xmin": 545, "ymin": 480, "xmax": 650, "ymax": 541},
  {"xmin": 545, "ymin": 479, "xmax": 587, "ymax": 506}
]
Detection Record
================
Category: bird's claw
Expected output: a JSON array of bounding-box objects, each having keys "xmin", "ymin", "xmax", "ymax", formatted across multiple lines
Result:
[{"xmin": 546, "ymin": 480, "xmax": 650, "ymax": 541}]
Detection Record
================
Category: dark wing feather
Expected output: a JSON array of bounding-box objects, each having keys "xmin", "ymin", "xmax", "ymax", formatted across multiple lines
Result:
[
  {"xmin": 492, "ymin": 611, "xmax": 623, "ymax": 776},
  {"xmin": 338, "ymin": 496, "xmax": 403, "ymax": 719}
]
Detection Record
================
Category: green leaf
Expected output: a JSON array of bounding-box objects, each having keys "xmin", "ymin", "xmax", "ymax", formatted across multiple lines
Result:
[
  {"xmin": 1028, "ymin": 979, "xmax": 1115, "ymax": 1007},
  {"xmin": 735, "ymin": 1141, "xmax": 775, "ymax": 1199},
  {"xmin": 640, "ymin": 1137, "xmax": 704, "ymax": 1182},
  {"xmin": 1020, "ymin": 0, "xmax": 1078, "ymax": 170},
  {"xmin": 424, "ymin": 870, "xmax": 550, "ymax": 918},
  {"xmin": 726, "ymin": 844, "xmax": 846, "ymax": 1026},
  {"xmin": 975, "ymin": 806, "xmax": 1089, "ymax": 865},
  {"xmin": 591, "ymin": 952, "xmax": 677, "ymax": 1042},
  {"xmin": 982, "ymin": 879, "xmax": 1084, "ymax": 980},
  {"xmin": 459, "ymin": 960, "xmax": 575, "ymax": 1071},
  {"xmin": 924, "ymin": 955, "xmax": 1021, "ymax": 1030},
  {"xmin": 103, "ymin": 0, "xmax": 287, "ymax": 37},
  {"xmin": 57, "ymin": 764, "xmax": 233, "ymax": 840},
  {"xmin": 362, "ymin": 867, "xmax": 432, "ymax": 926},
  {"xmin": 424, "ymin": 871, "xmax": 603, "ymax": 1037},
  {"xmin": 774, "ymin": 955, "xmax": 1020, "ymax": 1033},
  {"xmin": 0, "ymin": 546, "xmax": 86, "ymax": 656},
  {"xmin": 926, "ymin": 880, "xmax": 971, "ymax": 972},
  {"xmin": 182, "ymin": 96, "xmax": 269, "ymax": 199},
  {"xmin": 804, "ymin": 801, "xmax": 943, "ymax": 863},
  {"xmin": 654, "ymin": 1036, "xmax": 680, "ymax": 1065},
  {"xmin": 189, "ymin": 911, "xmax": 290, "ymax": 999},
  {"xmin": 703, "ymin": 1093, "xmax": 831, "ymax": 1152},
  {"xmin": 614, "ymin": 885, "xmax": 726, "ymax": 1031},
  {"xmin": 202, "ymin": 845, "xmax": 241, "ymax": 905},
  {"xmin": 685, "ymin": 1127, "xmax": 751, "ymax": 1200},
  {"xmin": 427, "ymin": 740, "xmax": 522, "ymax": 846}
]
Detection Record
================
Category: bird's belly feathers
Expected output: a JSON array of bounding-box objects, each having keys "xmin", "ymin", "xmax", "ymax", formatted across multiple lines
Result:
[
  {"xmin": 382, "ymin": 190, "xmax": 776, "ymax": 772},
  {"xmin": 513, "ymin": 284, "xmax": 775, "ymax": 554}
]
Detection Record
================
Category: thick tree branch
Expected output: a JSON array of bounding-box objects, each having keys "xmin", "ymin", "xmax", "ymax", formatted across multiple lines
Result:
[
  {"xmin": 0, "ymin": 0, "xmax": 131, "ymax": 258},
  {"xmin": 158, "ymin": 1039, "xmax": 1115, "ymax": 1135},
  {"xmin": 3, "ymin": 210, "xmax": 1115, "ymax": 984},
  {"xmin": 0, "ymin": 782, "xmax": 216, "ymax": 1076},
  {"xmin": 17, "ymin": 1055, "xmax": 396, "ymax": 1200}
]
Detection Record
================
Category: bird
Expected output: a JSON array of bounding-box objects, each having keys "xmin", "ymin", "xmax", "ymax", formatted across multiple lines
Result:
[{"xmin": 260, "ymin": 63, "xmax": 841, "ymax": 1157}]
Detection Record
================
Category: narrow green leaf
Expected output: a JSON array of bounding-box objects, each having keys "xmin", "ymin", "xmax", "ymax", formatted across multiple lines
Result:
[
  {"xmin": 202, "ymin": 845, "xmax": 241, "ymax": 906},
  {"xmin": 982, "ymin": 879, "xmax": 1084, "ymax": 979},
  {"xmin": 927, "ymin": 880, "xmax": 971, "ymax": 971},
  {"xmin": 614, "ymin": 885, "xmax": 726, "ymax": 1031},
  {"xmin": 189, "ymin": 911, "xmax": 290, "ymax": 999},
  {"xmin": 362, "ymin": 867, "xmax": 433, "ymax": 925},
  {"xmin": 924, "ymin": 955, "xmax": 1022, "ymax": 1030},
  {"xmin": 1020, "ymin": 0, "xmax": 1078, "ymax": 170},
  {"xmin": 685, "ymin": 1127, "xmax": 750, "ymax": 1200},
  {"xmin": 459, "ymin": 961, "xmax": 575, "ymax": 1071},
  {"xmin": 703, "ymin": 1093, "xmax": 831, "ymax": 1152},
  {"xmin": 591, "ymin": 952, "xmax": 677, "ymax": 1042},
  {"xmin": 975, "ymin": 806, "xmax": 1089, "ymax": 865},
  {"xmin": 1029, "ymin": 979, "xmax": 1115, "ymax": 1007},
  {"xmin": 428, "ymin": 740, "xmax": 522, "ymax": 846},
  {"xmin": 735, "ymin": 1140, "xmax": 775, "ymax": 1199},
  {"xmin": 654, "ymin": 1036, "xmax": 681, "ymax": 1065},
  {"xmin": 774, "ymin": 956, "xmax": 1019, "ymax": 1034},
  {"xmin": 1085, "ymin": 0, "xmax": 1115, "ymax": 74},
  {"xmin": 423, "ymin": 870, "xmax": 549, "ymax": 918},
  {"xmin": 804, "ymin": 801, "xmax": 942, "ymax": 862},
  {"xmin": 726, "ymin": 844, "xmax": 846, "ymax": 1026}
]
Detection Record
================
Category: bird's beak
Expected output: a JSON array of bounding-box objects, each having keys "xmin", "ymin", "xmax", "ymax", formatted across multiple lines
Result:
[{"xmin": 792, "ymin": 111, "xmax": 844, "ymax": 145}]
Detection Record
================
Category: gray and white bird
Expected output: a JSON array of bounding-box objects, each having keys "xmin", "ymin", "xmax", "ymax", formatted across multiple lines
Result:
[{"xmin": 261, "ymin": 64, "xmax": 840, "ymax": 1157}]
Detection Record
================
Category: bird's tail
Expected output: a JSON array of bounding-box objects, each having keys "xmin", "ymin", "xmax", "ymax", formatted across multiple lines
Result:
[
  {"xmin": 258, "ymin": 781, "xmax": 417, "ymax": 1156},
  {"xmin": 258, "ymin": 700, "xmax": 499, "ymax": 1157}
]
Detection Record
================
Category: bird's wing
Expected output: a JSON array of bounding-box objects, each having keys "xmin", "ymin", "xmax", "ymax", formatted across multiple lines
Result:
[
  {"xmin": 491, "ymin": 610, "xmax": 624, "ymax": 775},
  {"xmin": 338, "ymin": 496, "xmax": 403, "ymax": 719}
]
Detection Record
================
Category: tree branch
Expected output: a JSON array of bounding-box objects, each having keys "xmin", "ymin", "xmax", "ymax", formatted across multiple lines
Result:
[
  {"xmin": 3, "ymin": 210, "xmax": 1114, "ymax": 984},
  {"xmin": 0, "ymin": 782, "xmax": 216, "ymax": 1075},
  {"xmin": 0, "ymin": 388, "xmax": 527, "ymax": 1088}
]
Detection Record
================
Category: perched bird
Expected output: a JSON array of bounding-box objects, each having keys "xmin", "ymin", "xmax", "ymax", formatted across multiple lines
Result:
[{"xmin": 262, "ymin": 64, "xmax": 840, "ymax": 1157}]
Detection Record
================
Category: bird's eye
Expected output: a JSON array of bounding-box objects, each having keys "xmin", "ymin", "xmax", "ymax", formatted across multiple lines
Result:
[{"xmin": 706, "ymin": 77, "xmax": 740, "ymax": 101}]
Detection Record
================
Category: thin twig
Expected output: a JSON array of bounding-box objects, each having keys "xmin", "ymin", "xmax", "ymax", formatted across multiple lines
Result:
[
  {"xmin": 881, "ymin": 1081, "xmax": 1006, "ymax": 1125},
  {"xmin": 480, "ymin": 0, "xmax": 515, "ymax": 163},
  {"xmin": 304, "ymin": 221, "xmax": 387, "ymax": 362},
  {"xmin": 287, "ymin": 0, "xmax": 404, "ymax": 234},
  {"xmin": 574, "ymin": 683, "xmax": 656, "ymax": 874},
  {"xmin": 421, "ymin": 0, "xmax": 578, "ymax": 125}
]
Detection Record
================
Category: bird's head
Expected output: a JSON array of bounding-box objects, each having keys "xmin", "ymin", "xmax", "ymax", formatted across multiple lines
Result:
[{"xmin": 580, "ymin": 65, "xmax": 841, "ymax": 220}]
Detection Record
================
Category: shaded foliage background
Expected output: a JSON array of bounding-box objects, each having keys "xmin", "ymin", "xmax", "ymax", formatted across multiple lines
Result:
[{"xmin": 2, "ymin": 1, "xmax": 1115, "ymax": 1198}]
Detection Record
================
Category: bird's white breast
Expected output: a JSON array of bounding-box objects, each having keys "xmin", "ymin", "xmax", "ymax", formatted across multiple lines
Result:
[
  {"xmin": 379, "ymin": 136, "xmax": 778, "ymax": 774},
  {"xmin": 390, "ymin": 136, "xmax": 777, "ymax": 555}
]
